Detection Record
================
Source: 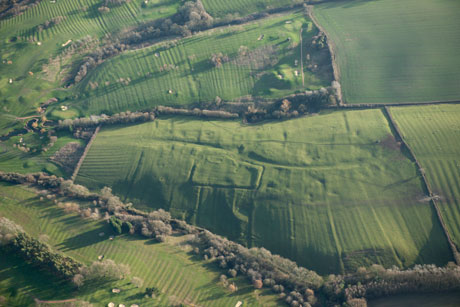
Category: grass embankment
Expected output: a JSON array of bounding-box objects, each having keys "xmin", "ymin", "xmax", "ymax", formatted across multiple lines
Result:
[
  {"xmin": 0, "ymin": 183, "xmax": 279, "ymax": 306},
  {"xmin": 73, "ymin": 11, "xmax": 332, "ymax": 115},
  {"xmin": 389, "ymin": 104, "xmax": 460, "ymax": 250},
  {"xmin": 313, "ymin": 0, "xmax": 460, "ymax": 103},
  {"xmin": 76, "ymin": 109, "xmax": 452, "ymax": 274}
]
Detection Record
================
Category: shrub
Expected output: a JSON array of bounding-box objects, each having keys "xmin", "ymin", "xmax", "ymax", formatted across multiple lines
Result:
[
  {"xmin": 131, "ymin": 276, "xmax": 144, "ymax": 288},
  {"xmin": 0, "ymin": 217, "xmax": 24, "ymax": 245},
  {"xmin": 77, "ymin": 259, "xmax": 130, "ymax": 285}
]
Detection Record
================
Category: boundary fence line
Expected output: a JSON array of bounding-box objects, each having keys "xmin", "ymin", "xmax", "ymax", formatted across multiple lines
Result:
[
  {"xmin": 383, "ymin": 106, "xmax": 460, "ymax": 264},
  {"xmin": 71, "ymin": 126, "xmax": 100, "ymax": 182}
]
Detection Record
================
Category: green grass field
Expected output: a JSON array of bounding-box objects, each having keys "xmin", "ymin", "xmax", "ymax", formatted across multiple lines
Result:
[
  {"xmin": 389, "ymin": 104, "xmax": 460, "ymax": 250},
  {"xmin": 76, "ymin": 109, "xmax": 452, "ymax": 274},
  {"xmin": 0, "ymin": 183, "xmax": 279, "ymax": 306},
  {"xmin": 0, "ymin": 0, "xmax": 179, "ymax": 135},
  {"xmin": 201, "ymin": 0, "xmax": 301, "ymax": 17},
  {"xmin": 314, "ymin": 0, "xmax": 460, "ymax": 104},
  {"xmin": 71, "ymin": 11, "xmax": 331, "ymax": 115}
]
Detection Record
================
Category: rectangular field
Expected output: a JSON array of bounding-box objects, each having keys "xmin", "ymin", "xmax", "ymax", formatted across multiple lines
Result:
[
  {"xmin": 389, "ymin": 104, "xmax": 460, "ymax": 250},
  {"xmin": 0, "ymin": 183, "xmax": 278, "ymax": 306},
  {"xmin": 314, "ymin": 0, "xmax": 460, "ymax": 104},
  {"xmin": 76, "ymin": 109, "xmax": 452, "ymax": 274}
]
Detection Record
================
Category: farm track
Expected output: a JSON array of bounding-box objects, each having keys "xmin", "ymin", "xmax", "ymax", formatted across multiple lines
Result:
[
  {"xmin": 383, "ymin": 106, "xmax": 460, "ymax": 264},
  {"xmin": 71, "ymin": 126, "xmax": 100, "ymax": 182}
]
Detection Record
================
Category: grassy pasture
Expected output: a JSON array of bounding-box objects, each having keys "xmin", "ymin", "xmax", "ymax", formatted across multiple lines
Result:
[
  {"xmin": 0, "ymin": 0, "xmax": 179, "ymax": 134},
  {"xmin": 73, "ymin": 11, "xmax": 332, "ymax": 115},
  {"xmin": 0, "ymin": 0, "xmax": 178, "ymax": 42},
  {"xmin": 201, "ymin": 0, "xmax": 301, "ymax": 17},
  {"xmin": 76, "ymin": 109, "xmax": 452, "ymax": 274},
  {"xmin": 314, "ymin": 0, "xmax": 460, "ymax": 104},
  {"xmin": 389, "ymin": 104, "xmax": 460, "ymax": 250},
  {"xmin": 0, "ymin": 183, "xmax": 279, "ymax": 306}
]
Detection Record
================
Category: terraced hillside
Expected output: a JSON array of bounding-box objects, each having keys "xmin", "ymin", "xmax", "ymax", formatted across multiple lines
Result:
[
  {"xmin": 389, "ymin": 104, "xmax": 460, "ymax": 251},
  {"xmin": 76, "ymin": 109, "xmax": 452, "ymax": 274},
  {"xmin": 73, "ymin": 11, "xmax": 333, "ymax": 114},
  {"xmin": 314, "ymin": 0, "xmax": 460, "ymax": 104},
  {"xmin": 0, "ymin": 183, "xmax": 279, "ymax": 306}
]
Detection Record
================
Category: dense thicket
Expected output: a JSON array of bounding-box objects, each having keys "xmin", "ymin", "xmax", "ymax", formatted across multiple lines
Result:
[
  {"xmin": 244, "ymin": 85, "xmax": 340, "ymax": 123},
  {"xmin": 0, "ymin": 217, "xmax": 81, "ymax": 279}
]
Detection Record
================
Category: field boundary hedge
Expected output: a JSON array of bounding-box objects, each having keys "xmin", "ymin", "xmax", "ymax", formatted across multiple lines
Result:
[
  {"xmin": 383, "ymin": 106, "xmax": 460, "ymax": 264},
  {"xmin": 308, "ymin": 5, "xmax": 342, "ymax": 105},
  {"xmin": 326, "ymin": 100, "xmax": 460, "ymax": 109},
  {"xmin": 71, "ymin": 126, "xmax": 100, "ymax": 182}
]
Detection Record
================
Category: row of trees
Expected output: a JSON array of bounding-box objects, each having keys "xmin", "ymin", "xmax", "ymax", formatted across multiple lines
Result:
[
  {"xmin": 57, "ymin": 111, "xmax": 155, "ymax": 130},
  {"xmin": 244, "ymin": 84, "xmax": 340, "ymax": 123},
  {"xmin": 0, "ymin": 217, "xmax": 82, "ymax": 279},
  {"xmin": 55, "ymin": 107, "xmax": 237, "ymax": 132},
  {"xmin": 121, "ymin": 0, "xmax": 214, "ymax": 45},
  {"xmin": 156, "ymin": 106, "xmax": 238, "ymax": 119},
  {"xmin": 74, "ymin": 41, "xmax": 127, "ymax": 83},
  {"xmin": 324, "ymin": 263, "xmax": 460, "ymax": 305},
  {"xmin": 1, "ymin": 214, "xmax": 131, "ymax": 290}
]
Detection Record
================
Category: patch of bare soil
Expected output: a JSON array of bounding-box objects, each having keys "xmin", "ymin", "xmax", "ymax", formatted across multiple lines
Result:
[
  {"xmin": 50, "ymin": 142, "xmax": 84, "ymax": 173},
  {"xmin": 379, "ymin": 134, "xmax": 402, "ymax": 151}
]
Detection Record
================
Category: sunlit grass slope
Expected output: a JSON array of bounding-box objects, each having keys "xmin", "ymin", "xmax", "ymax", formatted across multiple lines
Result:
[
  {"xmin": 76, "ymin": 109, "xmax": 452, "ymax": 274},
  {"xmin": 390, "ymin": 104, "xmax": 460, "ymax": 250},
  {"xmin": 74, "ymin": 12, "xmax": 331, "ymax": 114}
]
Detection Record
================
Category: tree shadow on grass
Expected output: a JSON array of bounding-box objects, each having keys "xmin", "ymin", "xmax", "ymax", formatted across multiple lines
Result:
[
  {"xmin": 55, "ymin": 224, "xmax": 112, "ymax": 252},
  {"xmin": 0, "ymin": 252, "xmax": 76, "ymax": 301}
]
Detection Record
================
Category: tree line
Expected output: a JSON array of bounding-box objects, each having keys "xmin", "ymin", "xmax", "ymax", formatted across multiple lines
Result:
[
  {"xmin": 2, "ymin": 171, "xmax": 460, "ymax": 306},
  {"xmin": 0, "ymin": 216, "xmax": 129, "ymax": 286},
  {"xmin": 0, "ymin": 0, "xmax": 41, "ymax": 19}
]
